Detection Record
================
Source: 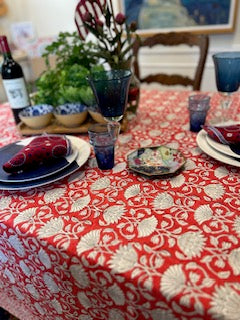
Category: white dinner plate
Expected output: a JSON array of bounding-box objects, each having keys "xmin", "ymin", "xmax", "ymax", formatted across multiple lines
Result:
[
  {"xmin": 0, "ymin": 136, "xmax": 79, "ymax": 183},
  {"xmin": 0, "ymin": 136, "xmax": 91, "ymax": 190},
  {"xmin": 206, "ymin": 135, "xmax": 240, "ymax": 159},
  {"xmin": 196, "ymin": 130, "xmax": 240, "ymax": 167}
]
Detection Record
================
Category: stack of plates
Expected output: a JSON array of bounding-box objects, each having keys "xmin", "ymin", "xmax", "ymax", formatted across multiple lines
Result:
[
  {"xmin": 196, "ymin": 125, "xmax": 240, "ymax": 167},
  {"xmin": 0, "ymin": 135, "xmax": 91, "ymax": 190}
]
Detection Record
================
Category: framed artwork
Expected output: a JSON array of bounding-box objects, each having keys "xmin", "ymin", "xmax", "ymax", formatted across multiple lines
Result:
[{"xmin": 117, "ymin": 0, "xmax": 238, "ymax": 35}]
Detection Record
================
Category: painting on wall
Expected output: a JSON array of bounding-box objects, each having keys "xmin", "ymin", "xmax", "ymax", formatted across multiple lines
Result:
[{"xmin": 118, "ymin": 0, "xmax": 238, "ymax": 35}]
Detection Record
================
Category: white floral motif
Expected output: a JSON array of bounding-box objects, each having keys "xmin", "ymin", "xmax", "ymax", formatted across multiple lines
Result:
[
  {"xmin": 137, "ymin": 216, "xmax": 158, "ymax": 237},
  {"xmin": 26, "ymin": 284, "xmax": 40, "ymax": 299},
  {"xmin": 214, "ymin": 166, "xmax": 229, "ymax": 178},
  {"xmin": 77, "ymin": 292, "xmax": 92, "ymax": 309},
  {"xmin": 71, "ymin": 195, "xmax": 91, "ymax": 212},
  {"xmin": 184, "ymin": 159, "xmax": 196, "ymax": 170},
  {"xmin": 228, "ymin": 248, "xmax": 240, "ymax": 275},
  {"xmin": 153, "ymin": 193, "xmax": 174, "ymax": 210},
  {"xmin": 233, "ymin": 216, "xmax": 240, "ymax": 237},
  {"xmin": 161, "ymin": 264, "xmax": 186, "ymax": 301},
  {"xmin": 194, "ymin": 205, "xmax": 213, "ymax": 225},
  {"xmin": 4, "ymin": 269, "xmax": 15, "ymax": 283},
  {"xmin": 112, "ymin": 162, "xmax": 126, "ymax": 173},
  {"xmin": 150, "ymin": 308, "xmax": 177, "ymax": 320},
  {"xmin": 177, "ymin": 232, "xmax": 206, "ymax": 258},
  {"xmin": 38, "ymin": 248, "xmax": 51, "ymax": 269},
  {"xmin": 77, "ymin": 230, "xmax": 101, "ymax": 255},
  {"xmin": 108, "ymin": 309, "xmax": 124, "ymax": 320},
  {"xmin": 19, "ymin": 261, "xmax": 31, "ymax": 277},
  {"xmin": 124, "ymin": 184, "xmax": 141, "ymax": 199},
  {"xmin": 118, "ymin": 134, "xmax": 132, "ymax": 144},
  {"xmin": 149, "ymin": 129, "xmax": 162, "ymax": 136},
  {"xmin": 79, "ymin": 316, "xmax": 94, "ymax": 320},
  {"xmin": 167, "ymin": 114, "xmax": 176, "ymax": 120},
  {"xmin": 43, "ymin": 188, "xmax": 65, "ymax": 203},
  {"xmin": 209, "ymin": 284, "xmax": 240, "ymax": 319},
  {"xmin": 0, "ymin": 196, "xmax": 11, "ymax": 209},
  {"xmin": 140, "ymin": 139, "xmax": 153, "ymax": 147},
  {"xmin": 109, "ymin": 244, "xmax": 138, "ymax": 273},
  {"xmin": 107, "ymin": 283, "xmax": 125, "ymax": 305},
  {"xmin": 34, "ymin": 302, "xmax": 45, "ymax": 315},
  {"xmin": 51, "ymin": 299, "xmax": 63, "ymax": 314},
  {"xmin": 170, "ymin": 174, "xmax": 185, "ymax": 188},
  {"xmin": 103, "ymin": 205, "xmax": 126, "ymax": 224},
  {"xmin": 13, "ymin": 207, "xmax": 37, "ymax": 227},
  {"xmin": 43, "ymin": 273, "xmax": 59, "ymax": 293},
  {"xmin": 38, "ymin": 218, "xmax": 64, "ymax": 238},
  {"xmin": 12, "ymin": 286, "xmax": 24, "ymax": 300},
  {"xmin": 204, "ymin": 184, "xmax": 225, "ymax": 200},
  {"xmin": 175, "ymin": 132, "xmax": 185, "ymax": 141},
  {"xmin": 8, "ymin": 235, "xmax": 25, "ymax": 257},
  {"xmin": 90, "ymin": 177, "xmax": 110, "ymax": 190},
  {"xmin": 70, "ymin": 264, "xmax": 89, "ymax": 288},
  {"xmin": 0, "ymin": 250, "xmax": 8, "ymax": 263}
]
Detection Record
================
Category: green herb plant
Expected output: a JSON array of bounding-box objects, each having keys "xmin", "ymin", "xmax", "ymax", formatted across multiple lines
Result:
[{"xmin": 32, "ymin": 31, "xmax": 103, "ymax": 107}]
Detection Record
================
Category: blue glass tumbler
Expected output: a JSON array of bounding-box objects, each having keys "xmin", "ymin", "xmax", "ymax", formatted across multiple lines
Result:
[
  {"xmin": 188, "ymin": 94, "xmax": 210, "ymax": 132},
  {"xmin": 88, "ymin": 123, "xmax": 117, "ymax": 170}
]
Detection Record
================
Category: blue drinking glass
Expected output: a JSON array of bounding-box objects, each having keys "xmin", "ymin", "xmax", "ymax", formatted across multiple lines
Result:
[
  {"xmin": 212, "ymin": 52, "xmax": 240, "ymax": 122},
  {"xmin": 88, "ymin": 69, "xmax": 132, "ymax": 122},
  {"xmin": 88, "ymin": 123, "xmax": 117, "ymax": 170}
]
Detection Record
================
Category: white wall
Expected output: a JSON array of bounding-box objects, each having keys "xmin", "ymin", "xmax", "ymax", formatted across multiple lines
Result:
[
  {"xmin": 0, "ymin": 0, "xmax": 77, "ymax": 38},
  {"xmin": 0, "ymin": 0, "xmax": 240, "ymax": 93}
]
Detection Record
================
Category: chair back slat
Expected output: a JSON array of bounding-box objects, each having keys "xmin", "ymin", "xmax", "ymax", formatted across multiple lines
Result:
[{"xmin": 132, "ymin": 32, "xmax": 209, "ymax": 91}]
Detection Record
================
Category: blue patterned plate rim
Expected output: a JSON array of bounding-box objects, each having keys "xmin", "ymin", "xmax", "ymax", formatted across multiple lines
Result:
[{"xmin": 127, "ymin": 145, "xmax": 186, "ymax": 176}]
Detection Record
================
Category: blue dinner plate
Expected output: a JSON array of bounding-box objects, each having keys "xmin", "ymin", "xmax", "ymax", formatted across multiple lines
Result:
[
  {"xmin": 0, "ymin": 136, "xmax": 91, "ymax": 190},
  {"xmin": 0, "ymin": 136, "xmax": 78, "ymax": 183}
]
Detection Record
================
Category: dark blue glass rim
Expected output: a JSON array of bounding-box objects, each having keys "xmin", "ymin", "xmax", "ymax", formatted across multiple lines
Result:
[
  {"xmin": 212, "ymin": 51, "xmax": 240, "ymax": 59},
  {"xmin": 88, "ymin": 69, "xmax": 132, "ymax": 82}
]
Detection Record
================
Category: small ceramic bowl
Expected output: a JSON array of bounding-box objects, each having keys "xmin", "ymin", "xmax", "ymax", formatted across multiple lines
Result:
[
  {"xmin": 88, "ymin": 105, "xmax": 106, "ymax": 124},
  {"xmin": 54, "ymin": 103, "xmax": 88, "ymax": 128},
  {"xmin": 19, "ymin": 104, "xmax": 53, "ymax": 129}
]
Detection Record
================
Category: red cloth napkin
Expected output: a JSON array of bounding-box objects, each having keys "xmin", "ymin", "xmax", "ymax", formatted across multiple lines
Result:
[
  {"xmin": 202, "ymin": 124, "xmax": 240, "ymax": 144},
  {"xmin": 3, "ymin": 135, "xmax": 72, "ymax": 173}
]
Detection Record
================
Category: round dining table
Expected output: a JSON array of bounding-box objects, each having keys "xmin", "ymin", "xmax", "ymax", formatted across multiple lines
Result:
[{"xmin": 0, "ymin": 89, "xmax": 240, "ymax": 320}]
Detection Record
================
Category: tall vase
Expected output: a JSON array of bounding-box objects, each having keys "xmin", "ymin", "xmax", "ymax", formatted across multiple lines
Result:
[{"xmin": 109, "ymin": 59, "xmax": 140, "ymax": 115}]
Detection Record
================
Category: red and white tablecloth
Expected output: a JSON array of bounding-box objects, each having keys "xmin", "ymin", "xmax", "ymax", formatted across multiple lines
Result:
[{"xmin": 0, "ymin": 90, "xmax": 240, "ymax": 320}]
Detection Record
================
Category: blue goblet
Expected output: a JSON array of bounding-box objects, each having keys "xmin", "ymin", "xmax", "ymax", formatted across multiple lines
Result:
[
  {"xmin": 88, "ymin": 69, "xmax": 132, "ymax": 133},
  {"xmin": 213, "ymin": 52, "xmax": 240, "ymax": 123}
]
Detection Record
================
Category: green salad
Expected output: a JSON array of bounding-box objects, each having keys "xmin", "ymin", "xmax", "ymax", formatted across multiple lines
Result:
[{"xmin": 32, "ymin": 31, "xmax": 104, "ymax": 107}]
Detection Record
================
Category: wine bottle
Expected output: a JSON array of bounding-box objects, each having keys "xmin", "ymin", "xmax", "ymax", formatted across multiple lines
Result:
[{"xmin": 0, "ymin": 35, "xmax": 31, "ymax": 124}]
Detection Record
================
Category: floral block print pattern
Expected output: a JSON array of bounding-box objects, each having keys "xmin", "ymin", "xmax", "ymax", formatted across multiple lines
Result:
[{"xmin": 0, "ymin": 90, "xmax": 240, "ymax": 320}]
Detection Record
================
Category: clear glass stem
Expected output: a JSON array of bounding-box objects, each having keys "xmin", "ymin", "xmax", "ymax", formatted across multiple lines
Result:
[
  {"xmin": 220, "ymin": 92, "xmax": 231, "ymax": 122},
  {"xmin": 107, "ymin": 121, "xmax": 120, "ymax": 141}
]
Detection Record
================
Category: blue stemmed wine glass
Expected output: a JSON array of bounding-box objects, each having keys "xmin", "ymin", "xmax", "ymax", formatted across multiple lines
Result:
[
  {"xmin": 212, "ymin": 52, "xmax": 240, "ymax": 123},
  {"xmin": 88, "ymin": 69, "xmax": 132, "ymax": 139}
]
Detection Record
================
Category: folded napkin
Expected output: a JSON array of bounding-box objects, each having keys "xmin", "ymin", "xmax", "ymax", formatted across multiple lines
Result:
[
  {"xmin": 3, "ymin": 135, "xmax": 72, "ymax": 173},
  {"xmin": 202, "ymin": 124, "xmax": 240, "ymax": 145}
]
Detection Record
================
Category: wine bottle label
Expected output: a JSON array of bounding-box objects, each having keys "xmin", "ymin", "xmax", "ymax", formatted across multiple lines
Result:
[{"xmin": 3, "ymin": 78, "xmax": 30, "ymax": 109}]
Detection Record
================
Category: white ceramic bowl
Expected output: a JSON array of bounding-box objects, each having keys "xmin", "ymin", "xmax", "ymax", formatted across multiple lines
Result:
[
  {"xmin": 88, "ymin": 105, "xmax": 106, "ymax": 123},
  {"xmin": 54, "ymin": 103, "xmax": 88, "ymax": 127},
  {"xmin": 19, "ymin": 104, "xmax": 53, "ymax": 129}
]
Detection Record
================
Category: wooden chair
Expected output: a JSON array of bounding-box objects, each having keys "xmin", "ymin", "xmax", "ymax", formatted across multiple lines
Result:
[{"xmin": 132, "ymin": 32, "xmax": 209, "ymax": 91}]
